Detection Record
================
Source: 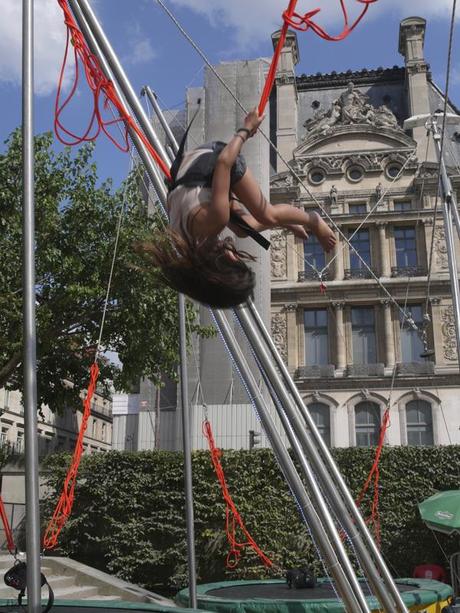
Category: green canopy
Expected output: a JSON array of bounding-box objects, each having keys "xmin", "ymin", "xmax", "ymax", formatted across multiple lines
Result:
[{"xmin": 419, "ymin": 490, "xmax": 460, "ymax": 534}]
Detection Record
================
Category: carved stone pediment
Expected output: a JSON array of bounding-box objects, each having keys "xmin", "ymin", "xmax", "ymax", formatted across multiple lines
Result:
[
  {"xmin": 302, "ymin": 81, "xmax": 403, "ymax": 138},
  {"xmin": 272, "ymin": 149, "xmax": 417, "ymax": 185},
  {"xmin": 295, "ymin": 124, "xmax": 417, "ymax": 158}
]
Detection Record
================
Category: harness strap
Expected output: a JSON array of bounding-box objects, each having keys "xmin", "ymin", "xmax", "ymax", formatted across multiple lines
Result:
[{"xmin": 229, "ymin": 211, "xmax": 271, "ymax": 250}]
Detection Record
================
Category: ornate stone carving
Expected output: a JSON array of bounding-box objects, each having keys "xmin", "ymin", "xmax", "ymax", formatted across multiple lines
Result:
[
  {"xmin": 271, "ymin": 230, "xmax": 287, "ymax": 279},
  {"xmin": 407, "ymin": 63, "xmax": 429, "ymax": 76},
  {"xmin": 412, "ymin": 387, "xmax": 422, "ymax": 399},
  {"xmin": 276, "ymin": 73, "xmax": 295, "ymax": 86},
  {"xmin": 441, "ymin": 305, "xmax": 458, "ymax": 361},
  {"xmin": 302, "ymin": 82, "xmax": 401, "ymax": 137},
  {"xmin": 270, "ymin": 171, "xmax": 297, "ymax": 189},
  {"xmin": 434, "ymin": 226, "xmax": 449, "ymax": 269},
  {"xmin": 271, "ymin": 311, "xmax": 287, "ymax": 362},
  {"xmin": 332, "ymin": 301, "xmax": 345, "ymax": 310},
  {"xmin": 283, "ymin": 303, "xmax": 297, "ymax": 313},
  {"xmin": 293, "ymin": 150, "xmax": 416, "ymax": 180}
]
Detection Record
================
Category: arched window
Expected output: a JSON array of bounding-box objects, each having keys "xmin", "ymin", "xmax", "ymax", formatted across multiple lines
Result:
[
  {"xmin": 355, "ymin": 401, "xmax": 380, "ymax": 447},
  {"xmin": 406, "ymin": 400, "xmax": 433, "ymax": 446},
  {"xmin": 308, "ymin": 402, "xmax": 331, "ymax": 447}
]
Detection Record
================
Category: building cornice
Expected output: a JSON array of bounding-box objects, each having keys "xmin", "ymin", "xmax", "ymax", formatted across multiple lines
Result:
[{"xmin": 296, "ymin": 66, "xmax": 409, "ymax": 91}]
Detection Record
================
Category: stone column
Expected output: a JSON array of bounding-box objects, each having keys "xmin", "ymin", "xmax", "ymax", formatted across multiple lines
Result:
[
  {"xmin": 272, "ymin": 30, "xmax": 299, "ymax": 172},
  {"xmin": 332, "ymin": 302, "xmax": 346, "ymax": 370},
  {"xmin": 398, "ymin": 17, "xmax": 436, "ymax": 162},
  {"xmin": 334, "ymin": 231, "xmax": 344, "ymax": 281},
  {"xmin": 377, "ymin": 222, "xmax": 391, "ymax": 278},
  {"xmin": 381, "ymin": 299, "xmax": 395, "ymax": 368},
  {"xmin": 285, "ymin": 303, "xmax": 298, "ymax": 368}
]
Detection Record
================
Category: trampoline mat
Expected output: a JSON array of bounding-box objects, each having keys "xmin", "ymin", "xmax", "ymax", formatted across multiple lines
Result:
[{"xmin": 208, "ymin": 581, "xmax": 417, "ymax": 600}]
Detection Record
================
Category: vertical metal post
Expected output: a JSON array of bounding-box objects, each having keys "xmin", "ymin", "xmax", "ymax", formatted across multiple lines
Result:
[
  {"xmin": 245, "ymin": 298, "xmax": 409, "ymax": 613},
  {"xmin": 178, "ymin": 294, "xmax": 197, "ymax": 608},
  {"xmin": 142, "ymin": 86, "xmax": 179, "ymax": 155},
  {"xmin": 236, "ymin": 304, "xmax": 404, "ymax": 612},
  {"xmin": 68, "ymin": 3, "xmax": 198, "ymax": 604},
  {"xmin": 432, "ymin": 120, "xmax": 460, "ymax": 361},
  {"xmin": 22, "ymin": 0, "xmax": 42, "ymax": 610},
  {"xmin": 212, "ymin": 310, "xmax": 366, "ymax": 613}
]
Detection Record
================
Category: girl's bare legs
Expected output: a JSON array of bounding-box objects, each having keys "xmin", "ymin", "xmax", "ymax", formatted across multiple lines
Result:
[{"xmin": 232, "ymin": 168, "xmax": 336, "ymax": 251}]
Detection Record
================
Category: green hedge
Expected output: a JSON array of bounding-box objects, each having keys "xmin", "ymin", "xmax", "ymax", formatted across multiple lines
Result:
[{"xmin": 42, "ymin": 446, "xmax": 460, "ymax": 594}]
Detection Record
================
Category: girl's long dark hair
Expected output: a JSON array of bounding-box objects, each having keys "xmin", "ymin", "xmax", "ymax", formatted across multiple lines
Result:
[{"xmin": 135, "ymin": 229, "xmax": 256, "ymax": 309}]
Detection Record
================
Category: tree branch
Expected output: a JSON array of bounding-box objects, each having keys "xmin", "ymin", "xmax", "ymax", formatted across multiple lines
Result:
[{"xmin": 0, "ymin": 351, "xmax": 21, "ymax": 388}]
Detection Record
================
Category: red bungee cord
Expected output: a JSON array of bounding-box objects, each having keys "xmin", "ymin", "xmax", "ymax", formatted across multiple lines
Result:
[
  {"xmin": 355, "ymin": 407, "xmax": 390, "ymax": 548},
  {"xmin": 43, "ymin": 362, "xmax": 99, "ymax": 550},
  {"xmin": 202, "ymin": 420, "xmax": 273, "ymax": 569},
  {"xmin": 54, "ymin": 0, "xmax": 171, "ymax": 179},
  {"xmin": 259, "ymin": 0, "xmax": 379, "ymax": 115},
  {"xmin": 0, "ymin": 495, "xmax": 16, "ymax": 554}
]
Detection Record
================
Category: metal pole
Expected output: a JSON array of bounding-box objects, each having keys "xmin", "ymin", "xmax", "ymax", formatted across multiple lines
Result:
[
  {"xmin": 142, "ymin": 86, "xmax": 179, "ymax": 155},
  {"xmin": 236, "ymin": 304, "xmax": 403, "ymax": 613},
  {"xmin": 178, "ymin": 294, "xmax": 197, "ymax": 608},
  {"xmin": 68, "ymin": 3, "xmax": 198, "ymax": 604},
  {"xmin": 22, "ymin": 1, "xmax": 42, "ymax": 610},
  {"xmin": 74, "ymin": 0, "xmax": 170, "ymax": 167},
  {"xmin": 245, "ymin": 298, "xmax": 409, "ymax": 613},
  {"xmin": 212, "ymin": 310, "xmax": 365, "ymax": 613},
  {"xmin": 432, "ymin": 120, "xmax": 460, "ymax": 361}
]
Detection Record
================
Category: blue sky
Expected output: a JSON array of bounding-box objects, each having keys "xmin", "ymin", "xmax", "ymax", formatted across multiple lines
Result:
[{"xmin": 0, "ymin": 0, "xmax": 459, "ymax": 189}]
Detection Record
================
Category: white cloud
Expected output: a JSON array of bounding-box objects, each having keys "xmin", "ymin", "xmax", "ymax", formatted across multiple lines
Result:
[
  {"xmin": 123, "ymin": 24, "xmax": 156, "ymax": 66},
  {"xmin": 0, "ymin": 0, "xmax": 68, "ymax": 96},
  {"xmin": 168, "ymin": 0, "xmax": 458, "ymax": 49}
]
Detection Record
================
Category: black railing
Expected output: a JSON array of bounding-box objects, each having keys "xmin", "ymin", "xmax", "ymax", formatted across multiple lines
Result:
[
  {"xmin": 344, "ymin": 267, "xmax": 374, "ymax": 280},
  {"xmin": 298, "ymin": 269, "xmax": 330, "ymax": 282},
  {"xmin": 391, "ymin": 266, "xmax": 426, "ymax": 277}
]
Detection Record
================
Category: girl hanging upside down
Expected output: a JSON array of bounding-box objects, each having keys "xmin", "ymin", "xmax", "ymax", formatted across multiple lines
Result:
[{"xmin": 140, "ymin": 108, "xmax": 336, "ymax": 309}]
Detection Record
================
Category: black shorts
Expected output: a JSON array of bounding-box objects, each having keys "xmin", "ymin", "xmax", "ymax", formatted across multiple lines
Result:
[{"xmin": 177, "ymin": 141, "xmax": 247, "ymax": 189}]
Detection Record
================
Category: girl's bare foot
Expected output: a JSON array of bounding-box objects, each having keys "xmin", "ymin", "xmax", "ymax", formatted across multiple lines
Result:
[{"xmin": 307, "ymin": 211, "xmax": 336, "ymax": 252}]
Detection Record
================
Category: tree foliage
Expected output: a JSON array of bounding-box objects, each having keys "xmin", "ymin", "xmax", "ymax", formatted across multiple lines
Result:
[
  {"xmin": 43, "ymin": 445, "xmax": 460, "ymax": 595},
  {"xmin": 0, "ymin": 130, "xmax": 210, "ymax": 411}
]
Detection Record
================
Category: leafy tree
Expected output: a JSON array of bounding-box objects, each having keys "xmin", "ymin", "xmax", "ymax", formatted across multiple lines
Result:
[{"xmin": 0, "ymin": 129, "xmax": 210, "ymax": 411}]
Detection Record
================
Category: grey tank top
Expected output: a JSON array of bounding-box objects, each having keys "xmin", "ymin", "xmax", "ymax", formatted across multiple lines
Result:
[{"xmin": 167, "ymin": 147, "xmax": 213, "ymax": 242}]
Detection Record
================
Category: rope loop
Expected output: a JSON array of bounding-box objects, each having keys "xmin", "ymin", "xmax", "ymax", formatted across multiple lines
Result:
[
  {"xmin": 202, "ymin": 419, "xmax": 272, "ymax": 569},
  {"xmin": 55, "ymin": 0, "xmax": 171, "ymax": 178}
]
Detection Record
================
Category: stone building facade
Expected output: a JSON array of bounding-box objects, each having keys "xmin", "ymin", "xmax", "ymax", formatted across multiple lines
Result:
[
  {"xmin": 0, "ymin": 387, "xmax": 112, "ymax": 457},
  {"xmin": 270, "ymin": 17, "xmax": 460, "ymax": 447},
  {"xmin": 113, "ymin": 16, "xmax": 460, "ymax": 452}
]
